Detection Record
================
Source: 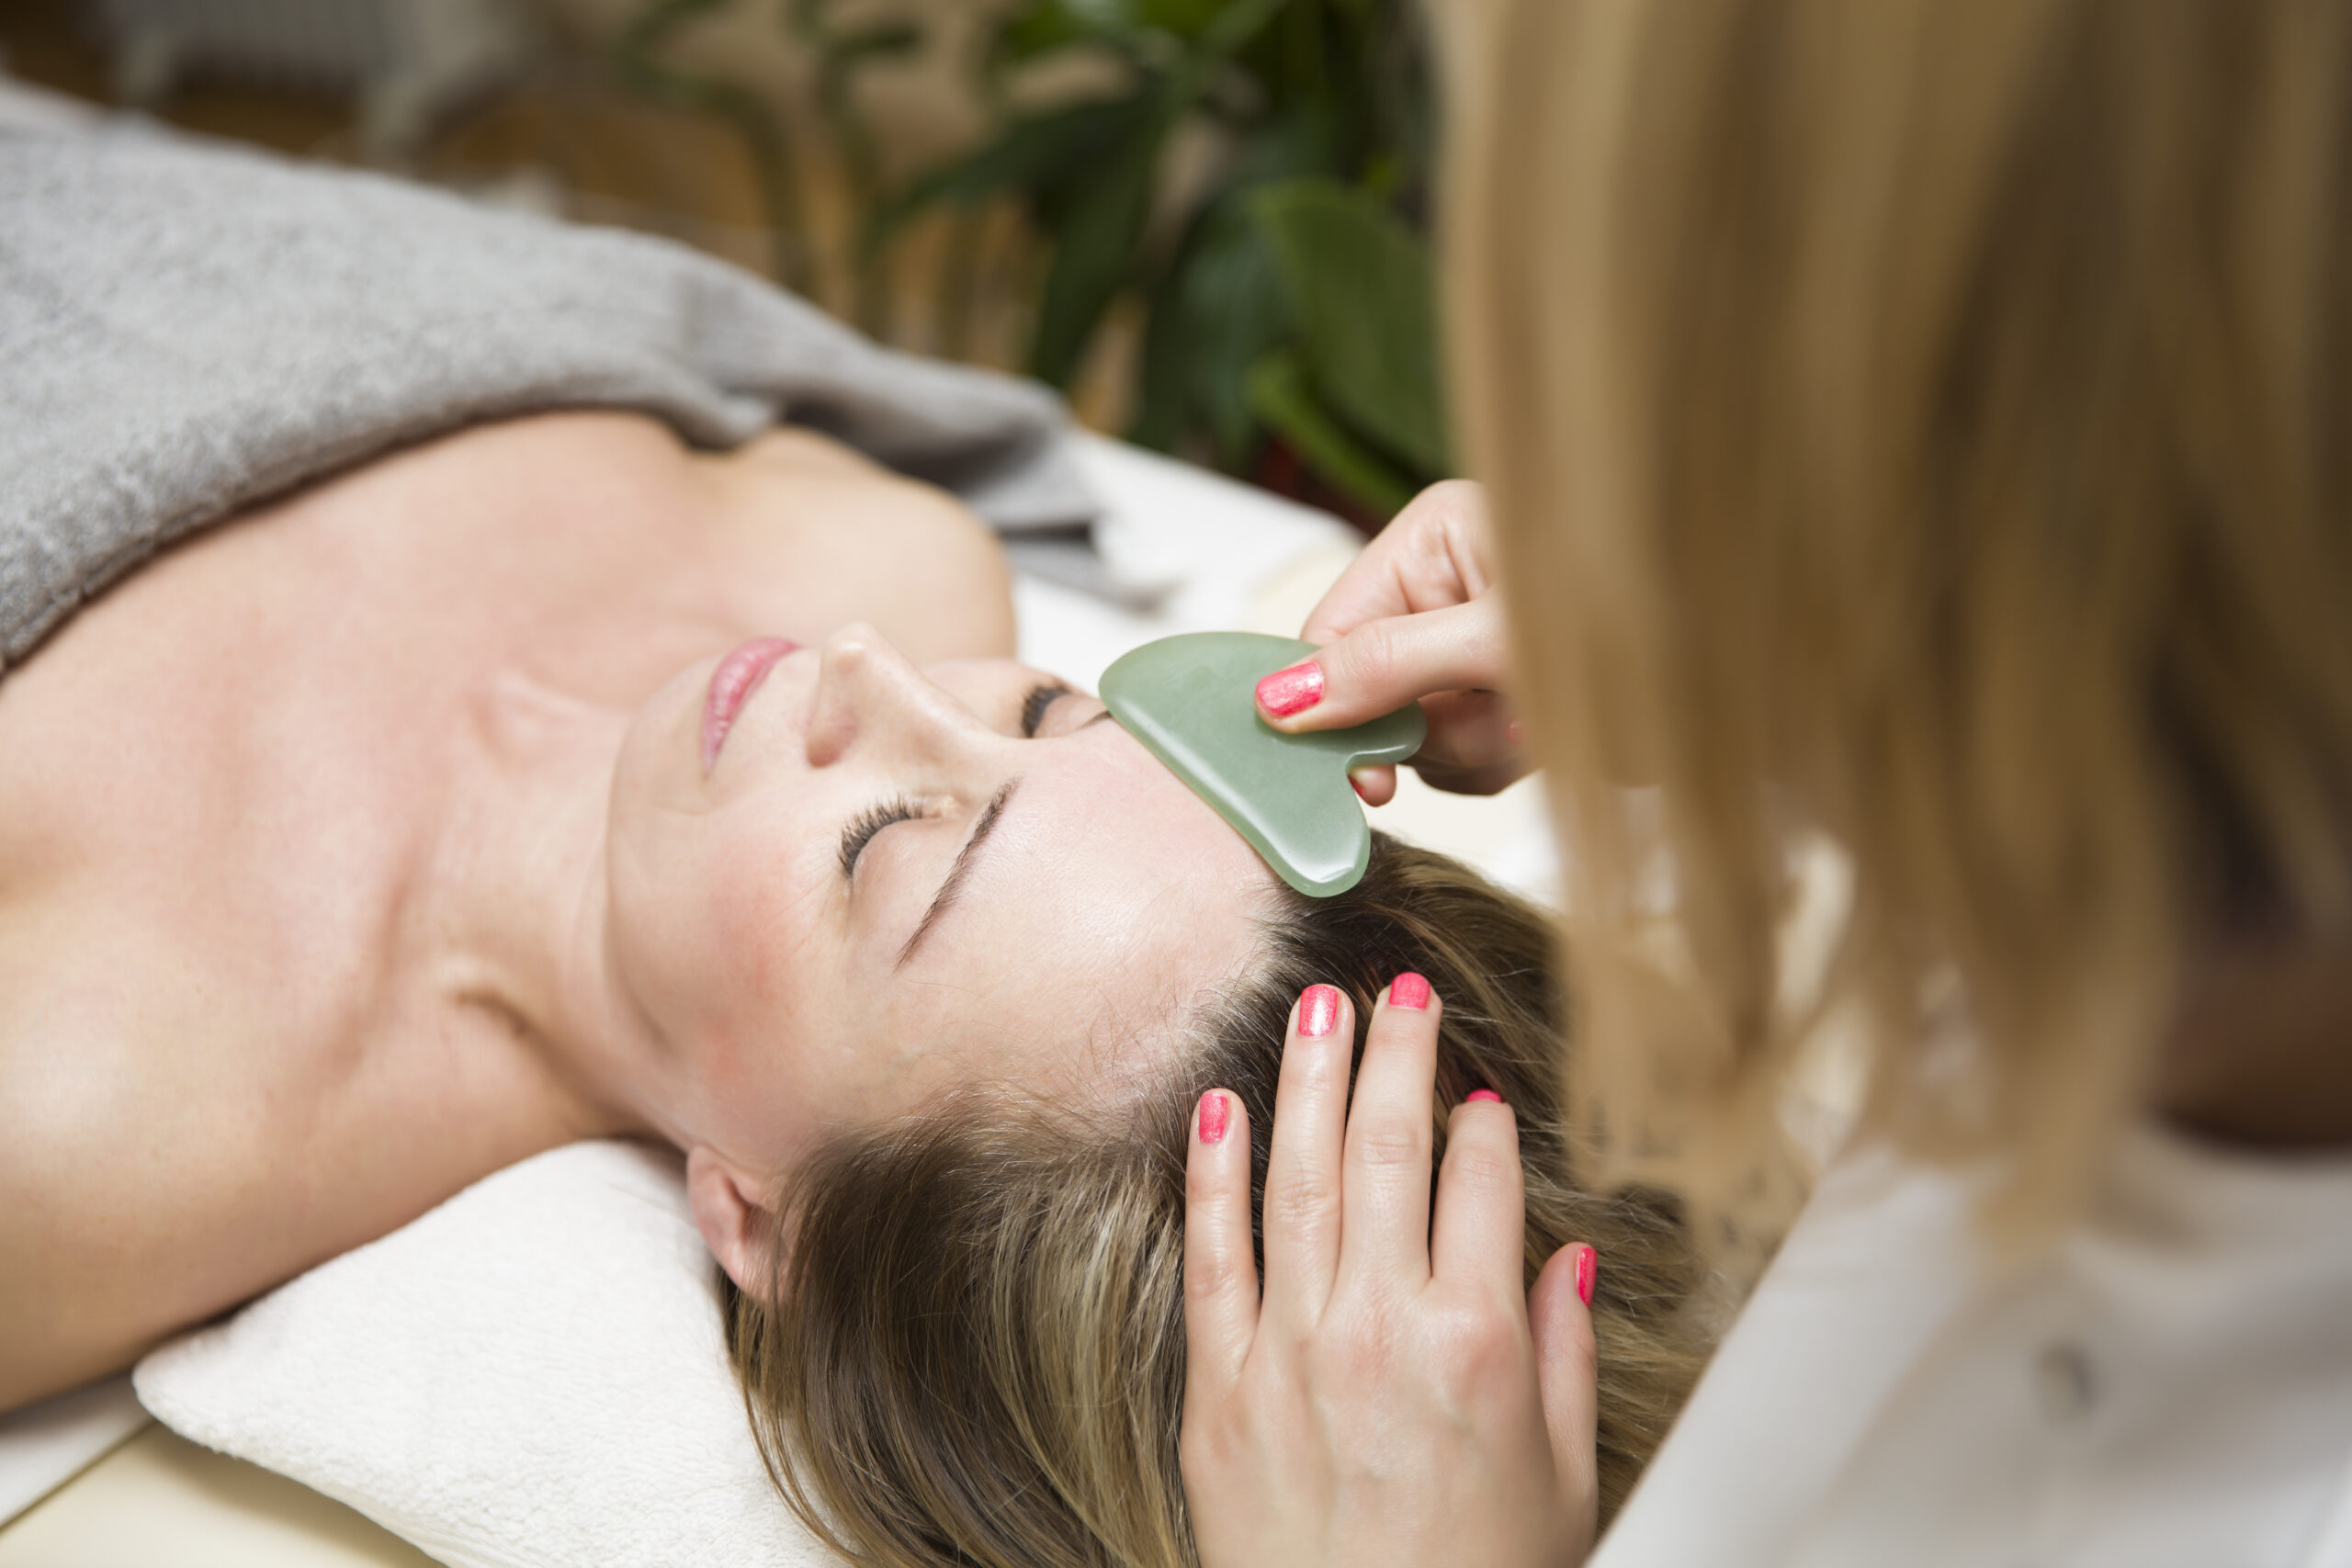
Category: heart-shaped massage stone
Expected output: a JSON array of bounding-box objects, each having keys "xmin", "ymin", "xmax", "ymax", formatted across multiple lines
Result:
[{"xmin": 1101, "ymin": 632, "xmax": 1426, "ymax": 897}]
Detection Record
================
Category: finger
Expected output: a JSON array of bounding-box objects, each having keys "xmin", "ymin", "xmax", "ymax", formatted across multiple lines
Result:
[
  {"xmin": 1336, "ymin": 974, "xmax": 1442, "ymax": 1292},
  {"xmin": 1257, "ymin": 598, "xmax": 1508, "ymax": 734},
  {"xmin": 1530, "ymin": 1243, "xmax": 1601, "ymax": 1537},
  {"xmin": 1353, "ymin": 694, "xmax": 1529, "ymax": 803},
  {"xmin": 1261, "ymin": 983, "xmax": 1354, "ymax": 1327},
  {"xmin": 1409, "ymin": 757, "xmax": 1530, "ymax": 798},
  {"xmin": 1411, "ymin": 690, "xmax": 1519, "ymax": 771},
  {"xmin": 1409, "ymin": 691, "xmax": 1532, "ymax": 797},
  {"xmin": 1183, "ymin": 1089, "xmax": 1259, "ymax": 1394},
  {"xmin": 1349, "ymin": 765, "xmax": 1397, "ymax": 808},
  {"xmin": 1429, "ymin": 1090, "xmax": 1526, "ymax": 1297},
  {"xmin": 1301, "ymin": 479, "xmax": 1497, "ymax": 641}
]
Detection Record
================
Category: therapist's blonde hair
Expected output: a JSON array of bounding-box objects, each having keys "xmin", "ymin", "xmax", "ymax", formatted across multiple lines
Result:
[{"xmin": 1447, "ymin": 0, "xmax": 2352, "ymax": 1243}]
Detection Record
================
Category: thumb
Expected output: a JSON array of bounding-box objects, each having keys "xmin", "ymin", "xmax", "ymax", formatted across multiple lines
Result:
[
  {"xmin": 1255, "ymin": 596, "xmax": 1507, "ymax": 732},
  {"xmin": 1531, "ymin": 1243, "xmax": 1600, "ymax": 1538}
]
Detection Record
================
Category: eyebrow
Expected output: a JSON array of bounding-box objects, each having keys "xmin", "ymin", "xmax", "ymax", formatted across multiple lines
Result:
[{"xmin": 895, "ymin": 776, "xmax": 1022, "ymax": 969}]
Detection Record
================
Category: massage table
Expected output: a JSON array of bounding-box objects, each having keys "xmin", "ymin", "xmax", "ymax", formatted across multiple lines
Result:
[{"xmin": 0, "ymin": 401, "xmax": 1556, "ymax": 1563}]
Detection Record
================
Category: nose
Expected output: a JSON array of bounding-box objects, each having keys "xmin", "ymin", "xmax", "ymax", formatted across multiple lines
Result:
[{"xmin": 802, "ymin": 623, "xmax": 992, "ymax": 772}]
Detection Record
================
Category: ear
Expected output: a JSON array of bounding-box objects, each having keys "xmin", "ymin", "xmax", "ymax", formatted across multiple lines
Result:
[{"xmin": 685, "ymin": 1145, "xmax": 775, "ymax": 1294}]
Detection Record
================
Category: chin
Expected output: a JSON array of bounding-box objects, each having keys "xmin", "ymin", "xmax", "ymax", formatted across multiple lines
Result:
[{"xmin": 609, "ymin": 658, "xmax": 717, "ymax": 818}]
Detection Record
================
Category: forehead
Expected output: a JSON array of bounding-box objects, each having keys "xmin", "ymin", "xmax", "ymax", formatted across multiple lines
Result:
[{"xmin": 881, "ymin": 722, "xmax": 1273, "ymax": 1090}]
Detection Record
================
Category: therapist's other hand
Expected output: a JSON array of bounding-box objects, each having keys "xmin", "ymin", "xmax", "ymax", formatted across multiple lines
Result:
[
  {"xmin": 1182, "ymin": 978, "xmax": 1600, "ymax": 1568},
  {"xmin": 1255, "ymin": 480, "xmax": 1523, "ymax": 804}
]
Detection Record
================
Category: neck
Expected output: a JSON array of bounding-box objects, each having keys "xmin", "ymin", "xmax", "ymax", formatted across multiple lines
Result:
[{"xmin": 424, "ymin": 668, "xmax": 673, "ymax": 1146}]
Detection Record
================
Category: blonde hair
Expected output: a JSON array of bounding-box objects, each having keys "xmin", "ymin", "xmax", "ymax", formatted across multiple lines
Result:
[
  {"xmin": 726, "ymin": 834, "xmax": 1710, "ymax": 1567},
  {"xmin": 1446, "ymin": 0, "xmax": 2352, "ymax": 1240}
]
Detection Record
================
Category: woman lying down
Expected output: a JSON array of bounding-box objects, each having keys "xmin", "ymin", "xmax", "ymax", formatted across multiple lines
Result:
[{"xmin": 0, "ymin": 407, "xmax": 1703, "ymax": 1564}]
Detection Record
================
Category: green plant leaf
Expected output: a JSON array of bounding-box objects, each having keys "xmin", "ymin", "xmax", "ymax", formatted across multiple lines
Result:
[
  {"xmin": 1027, "ymin": 101, "xmax": 1172, "ymax": 386},
  {"xmin": 1134, "ymin": 193, "xmax": 1288, "ymax": 457},
  {"xmin": 1247, "ymin": 348, "xmax": 1417, "ymax": 514},
  {"xmin": 997, "ymin": 0, "xmax": 1136, "ymax": 62},
  {"xmin": 862, "ymin": 95, "xmax": 1153, "ymax": 259},
  {"xmin": 1194, "ymin": 0, "xmax": 1292, "ymax": 59},
  {"xmin": 1131, "ymin": 105, "xmax": 1338, "ymax": 457},
  {"xmin": 1001, "ymin": 0, "xmax": 1256, "ymax": 51},
  {"xmin": 1137, "ymin": 0, "xmax": 1234, "ymax": 37},
  {"xmin": 1250, "ymin": 176, "xmax": 1447, "ymax": 477}
]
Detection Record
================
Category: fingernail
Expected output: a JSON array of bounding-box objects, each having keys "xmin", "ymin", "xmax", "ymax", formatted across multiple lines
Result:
[
  {"xmin": 1389, "ymin": 971, "xmax": 1431, "ymax": 1010},
  {"xmin": 1506, "ymin": 719, "xmax": 1525, "ymax": 747},
  {"xmin": 1197, "ymin": 1091, "xmax": 1228, "ymax": 1145},
  {"xmin": 1466, "ymin": 1088, "xmax": 1502, "ymax": 1104},
  {"xmin": 1575, "ymin": 1245, "xmax": 1598, "ymax": 1306},
  {"xmin": 1298, "ymin": 984, "xmax": 1342, "ymax": 1038},
  {"xmin": 1349, "ymin": 770, "xmax": 1371, "ymax": 803},
  {"xmin": 1256, "ymin": 661, "xmax": 1325, "ymax": 717}
]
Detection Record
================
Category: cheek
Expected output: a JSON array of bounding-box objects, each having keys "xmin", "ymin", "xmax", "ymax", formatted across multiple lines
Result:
[
  {"xmin": 618, "ymin": 807, "xmax": 828, "ymax": 1072},
  {"xmin": 698, "ymin": 830, "xmax": 831, "ymax": 1018},
  {"xmin": 683, "ymin": 866, "xmax": 837, "ymax": 1145}
]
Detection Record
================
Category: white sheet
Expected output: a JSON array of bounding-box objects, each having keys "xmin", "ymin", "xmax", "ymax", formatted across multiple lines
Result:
[
  {"xmin": 0, "ymin": 1376, "xmax": 148, "ymax": 1526},
  {"xmin": 0, "ymin": 70, "xmax": 105, "ymax": 135}
]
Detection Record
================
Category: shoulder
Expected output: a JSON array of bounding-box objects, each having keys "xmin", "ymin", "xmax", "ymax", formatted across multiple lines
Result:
[
  {"xmin": 0, "ymin": 905, "xmax": 237, "ymax": 1410},
  {"xmin": 706, "ymin": 427, "xmax": 1016, "ymax": 660}
]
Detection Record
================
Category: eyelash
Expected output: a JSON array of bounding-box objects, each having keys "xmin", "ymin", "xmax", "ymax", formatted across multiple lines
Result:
[
  {"xmin": 1020, "ymin": 682, "xmax": 1070, "ymax": 739},
  {"xmin": 838, "ymin": 683, "xmax": 1063, "ymax": 883},
  {"xmin": 838, "ymin": 795, "xmax": 922, "ymax": 880}
]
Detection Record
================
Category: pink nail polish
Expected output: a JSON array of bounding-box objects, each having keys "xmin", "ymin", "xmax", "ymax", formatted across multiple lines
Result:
[
  {"xmin": 1575, "ymin": 1246, "xmax": 1598, "ymax": 1306},
  {"xmin": 1198, "ymin": 1092, "xmax": 1228, "ymax": 1145},
  {"xmin": 1389, "ymin": 971, "xmax": 1431, "ymax": 1010},
  {"xmin": 1298, "ymin": 984, "xmax": 1342, "ymax": 1038},
  {"xmin": 1466, "ymin": 1088, "xmax": 1502, "ymax": 1105},
  {"xmin": 1256, "ymin": 661, "xmax": 1325, "ymax": 717}
]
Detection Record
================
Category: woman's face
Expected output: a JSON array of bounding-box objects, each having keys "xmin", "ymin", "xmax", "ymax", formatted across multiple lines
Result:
[{"xmin": 605, "ymin": 625, "xmax": 1273, "ymax": 1180}]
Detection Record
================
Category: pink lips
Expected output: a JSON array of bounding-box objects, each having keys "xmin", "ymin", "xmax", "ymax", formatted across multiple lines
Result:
[{"xmin": 702, "ymin": 637, "xmax": 798, "ymax": 773}]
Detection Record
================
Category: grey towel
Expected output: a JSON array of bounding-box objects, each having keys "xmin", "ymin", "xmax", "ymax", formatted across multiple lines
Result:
[{"xmin": 0, "ymin": 126, "xmax": 1094, "ymax": 671}]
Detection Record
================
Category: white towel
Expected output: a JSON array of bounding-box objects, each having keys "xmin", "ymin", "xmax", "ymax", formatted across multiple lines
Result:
[{"xmin": 135, "ymin": 1141, "xmax": 830, "ymax": 1568}]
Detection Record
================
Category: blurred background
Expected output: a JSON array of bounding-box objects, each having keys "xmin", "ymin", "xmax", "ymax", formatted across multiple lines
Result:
[{"xmin": 0, "ymin": 0, "xmax": 1447, "ymax": 530}]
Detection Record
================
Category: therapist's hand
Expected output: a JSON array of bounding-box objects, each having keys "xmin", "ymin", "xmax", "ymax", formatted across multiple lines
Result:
[
  {"xmin": 1254, "ymin": 479, "xmax": 1522, "ymax": 805},
  {"xmin": 1182, "ymin": 978, "xmax": 1600, "ymax": 1568}
]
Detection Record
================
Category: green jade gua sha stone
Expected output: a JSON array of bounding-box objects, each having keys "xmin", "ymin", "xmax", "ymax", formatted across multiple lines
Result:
[{"xmin": 1101, "ymin": 632, "xmax": 1426, "ymax": 897}]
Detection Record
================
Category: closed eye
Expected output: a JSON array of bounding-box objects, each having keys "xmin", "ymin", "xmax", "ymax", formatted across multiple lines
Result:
[
  {"xmin": 1020, "ymin": 681, "xmax": 1075, "ymax": 739},
  {"xmin": 842, "ymin": 683, "xmax": 1097, "ymax": 886},
  {"xmin": 839, "ymin": 795, "xmax": 922, "ymax": 881}
]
